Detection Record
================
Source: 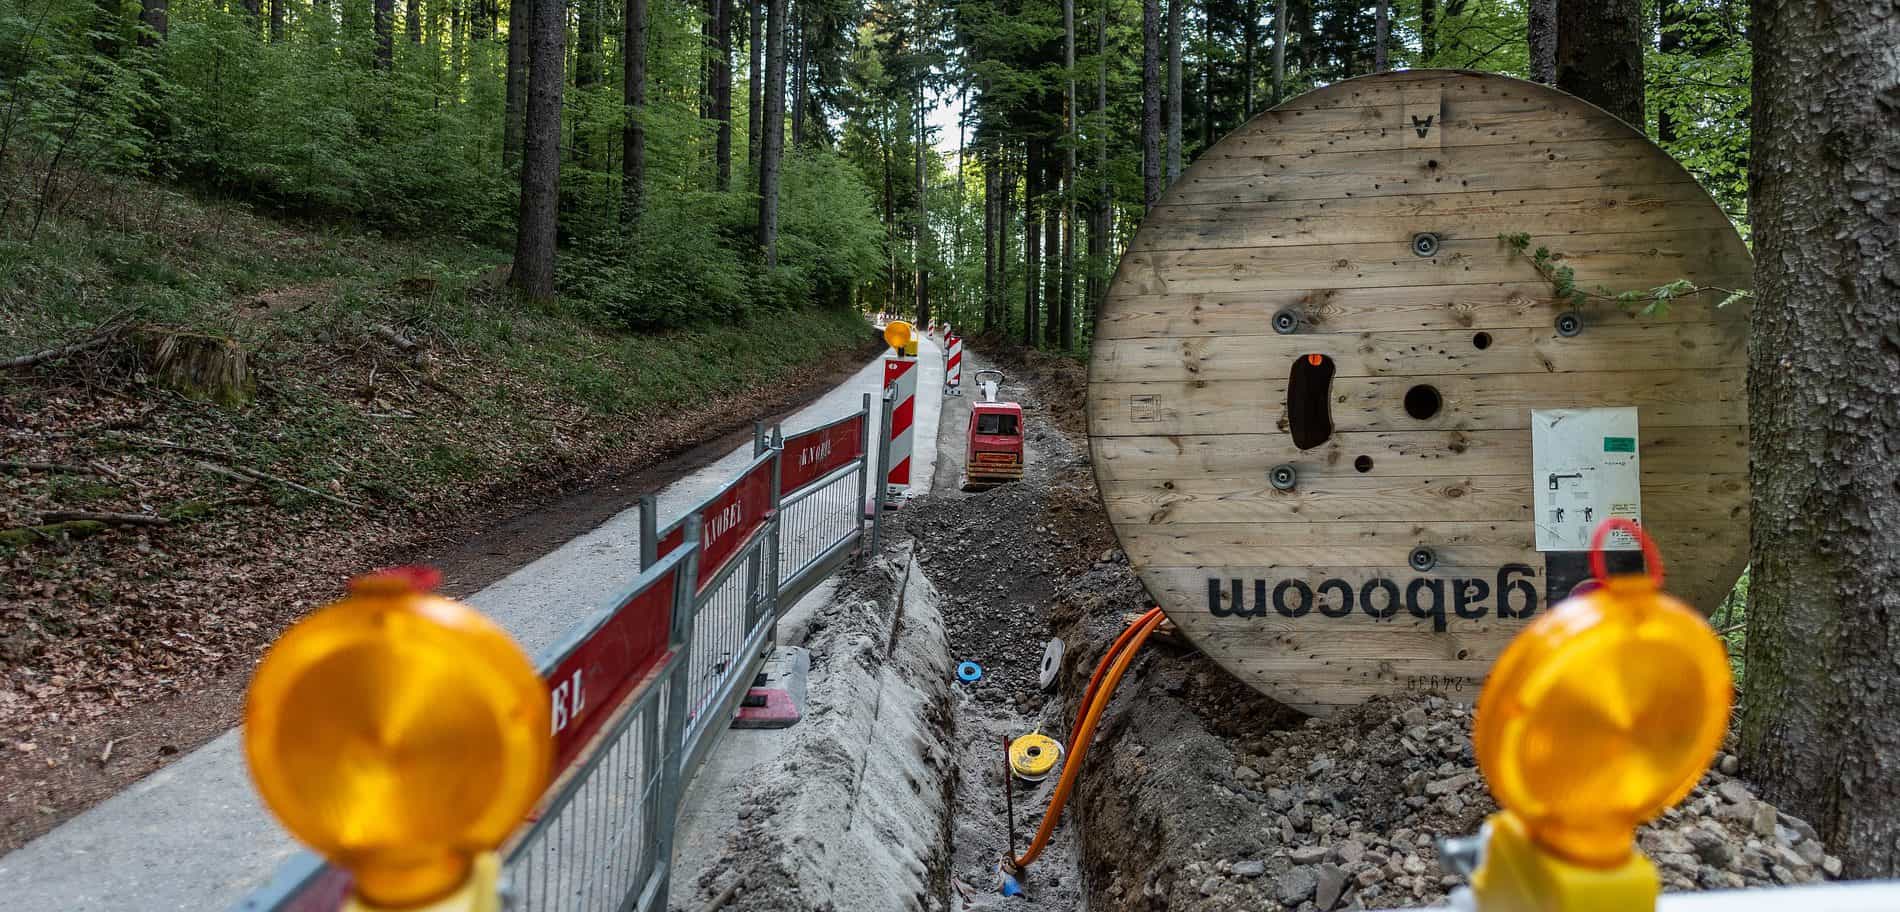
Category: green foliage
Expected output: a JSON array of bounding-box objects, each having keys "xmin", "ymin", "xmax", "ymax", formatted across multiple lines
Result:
[{"xmin": 1499, "ymin": 231, "xmax": 1752, "ymax": 318}]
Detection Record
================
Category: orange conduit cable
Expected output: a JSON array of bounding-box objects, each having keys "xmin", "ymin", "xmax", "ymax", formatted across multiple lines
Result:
[
  {"xmin": 1009, "ymin": 609, "xmax": 1166, "ymax": 872},
  {"xmin": 1068, "ymin": 607, "xmax": 1163, "ymax": 746}
]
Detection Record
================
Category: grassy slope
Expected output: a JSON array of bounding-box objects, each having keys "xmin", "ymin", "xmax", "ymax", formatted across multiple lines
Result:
[{"xmin": 0, "ymin": 170, "xmax": 877, "ymax": 747}]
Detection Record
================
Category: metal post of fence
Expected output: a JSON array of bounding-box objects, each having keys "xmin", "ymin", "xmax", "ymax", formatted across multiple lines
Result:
[
  {"xmin": 753, "ymin": 420, "xmax": 767, "ymax": 457},
  {"xmin": 767, "ymin": 426, "xmax": 784, "ymax": 623},
  {"xmin": 652, "ymin": 513, "xmax": 702, "ymax": 906},
  {"xmin": 858, "ymin": 393, "xmax": 870, "ymax": 554},
  {"xmin": 639, "ymin": 494, "xmax": 659, "ymax": 571},
  {"xmin": 870, "ymin": 388, "xmax": 895, "ymax": 557}
]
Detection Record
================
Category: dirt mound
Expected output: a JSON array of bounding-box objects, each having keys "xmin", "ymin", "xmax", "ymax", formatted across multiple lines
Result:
[{"xmin": 1076, "ymin": 651, "xmax": 1839, "ymax": 911}]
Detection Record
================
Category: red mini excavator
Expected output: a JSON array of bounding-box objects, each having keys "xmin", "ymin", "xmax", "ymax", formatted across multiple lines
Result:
[{"xmin": 962, "ymin": 369, "xmax": 1025, "ymax": 491}]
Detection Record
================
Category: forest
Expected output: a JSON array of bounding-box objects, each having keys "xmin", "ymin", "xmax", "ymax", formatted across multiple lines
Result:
[
  {"xmin": 4, "ymin": 0, "xmax": 1900, "ymax": 891},
  {"xmin": 2, "ymin": 0, "xmax": 1749, "ymax": 340}
]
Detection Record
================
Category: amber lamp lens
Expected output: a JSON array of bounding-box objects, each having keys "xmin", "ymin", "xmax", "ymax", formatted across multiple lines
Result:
[
  {"xmin": 243, "ymin": 579, "xmax": 551, "ymax": 908},
  {"xmin": 1474, "ymin": 576, "xmax": 1731, "ymax": 868},
  {"xmin": 884, "ymin": 320, "xmax": 914, "ymax": 351}
]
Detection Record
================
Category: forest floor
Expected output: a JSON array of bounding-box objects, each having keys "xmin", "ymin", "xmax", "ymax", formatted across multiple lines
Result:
[
  {"xmin": 0, "ymin": 173, "xmax": 883, "ymax": 851},
  {"xmin": 894, "ymin": 338, "xmax": 1841, "ymax": 911}
]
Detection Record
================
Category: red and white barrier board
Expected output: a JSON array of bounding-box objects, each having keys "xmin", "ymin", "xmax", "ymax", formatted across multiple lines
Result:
[
  {"xmin": 883, "ymin": 356, "xmax": 918, "ymax": 494},
  {"xmin": 654, "ymin": 457, "xmax": 775, "ymax": 591},
  {"xmin": 944, "ymin": 333, "xmax": 963, "ymax": 391},
  {"xmin": 545, "ymin": 573, "xmax": 677, "ymax": 771},
  {"xmin": 779, "ymin": 414, "xmax": 866, "ymax": 495}
]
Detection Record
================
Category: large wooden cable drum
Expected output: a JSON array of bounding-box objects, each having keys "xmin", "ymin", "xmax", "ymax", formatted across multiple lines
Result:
[{"xmin": 1088, "ymin": 71, "xmax": 1751, "ymax": 715}]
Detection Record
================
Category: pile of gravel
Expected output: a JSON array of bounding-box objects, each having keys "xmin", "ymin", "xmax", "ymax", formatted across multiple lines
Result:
[{"xmin": 1116, "ymin": 693, "xmax": 1839, "ymax": 911}]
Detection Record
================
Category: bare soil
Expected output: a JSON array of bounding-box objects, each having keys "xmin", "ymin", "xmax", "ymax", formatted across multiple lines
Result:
[{"xmin": 0, "ymin": 335, "xmax": 879, "ymax": 852}]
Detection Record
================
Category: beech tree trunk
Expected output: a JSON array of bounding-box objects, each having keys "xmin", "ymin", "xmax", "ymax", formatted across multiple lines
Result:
[
  {"xmin": 747, "ymin": 0, "xmax": 762, "ymax": 168},
  {"xmin": 1142, "ymin": 0, "xmax": 1161, "ymax": 206},
  {"xmin": 988, "ymin": 157, "xmax": 1003, "ymax": 334},
  {"xmin": 1271, "ymin": 0, "xmax": 1285, "ymax": 102},
  {"xmin": 1022, "ymin": 139, "xmax": 1040, "ymax": 346},
  {"xmin": 1165, "ymin": 0, "xmax": 1182, "ymax": 182},
  {"xmin": 504, "ymin": 0, "xmax": 530, "ymax": 166},
  {"xmin": 1527, "ymin": 0, "xmax": 1555, "ymax": 83},
  {"xmin": 577, "ymin": 0, "xmax": 601, "ymax": 87},
  {"xmin": 1556, "ymin": 0, "xmax": 1643, "ymax": 126},
  {"xmin": 1060, "ymin": 0, "xmax": 1075, "ymax": 349},
  {"xmin": 510, "ymin": 0, "xmax": 565, "ymax": 304},
  {"xmin": 713, "ymin": 0, "xmax": 731, "ymax": 190},
  {"xmin": 756, "ymin": 0, "xmax": 787, "ymax": 265},
  {"xmin": 1738, "ymin": 0, "xmax": 1900, "ymax": 878},
  {"xmin": 622, "ymin": 0, "xmax": 648, "ymax": 223},
  {"xmin": 138, "ymin": 0, "xmax": 167, "ymax": 46},
  {"xmin": 374, "ymin": 0, "xmax": 394, "ymax": 68},
  {"xmin": 1373, "ymin": 0, "xmax": 1388, "ymax": 71},
  {"xmin": 1242, "ymin": 0, "xmax": 1255, "ymax": 116}
]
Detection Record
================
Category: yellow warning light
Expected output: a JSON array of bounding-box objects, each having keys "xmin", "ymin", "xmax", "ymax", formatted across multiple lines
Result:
[
  {"xmin": 244, "ymin": 567, "xmax": 551, "ymax": 909},
  {"xmin": 884, "ymin": 320, "xmax": 914, "ymax": 352},
  {"xmin": 1474, "ymin": 521, "xmax": 1731, "ymax": 870}
]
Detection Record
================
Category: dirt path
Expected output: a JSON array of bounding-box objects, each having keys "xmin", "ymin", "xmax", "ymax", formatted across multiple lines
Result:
[{"xmin": 0, "ymin": 343, "xmax": 877, "ymax": 853}]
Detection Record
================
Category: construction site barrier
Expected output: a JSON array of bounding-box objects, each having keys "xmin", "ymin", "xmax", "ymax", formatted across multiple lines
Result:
[{"xmin": 234, "ymin": 394, "xmax": 886, "ymax": 912}]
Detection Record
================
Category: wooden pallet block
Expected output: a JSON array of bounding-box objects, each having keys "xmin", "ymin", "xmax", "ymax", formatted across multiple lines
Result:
[{"xmin": 1089, "ymin": 70, "xmax": 1751, "ymax": 716}]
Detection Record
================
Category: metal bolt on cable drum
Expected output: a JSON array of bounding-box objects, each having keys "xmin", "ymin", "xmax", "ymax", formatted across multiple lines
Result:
[{"xmin": 1009, "ymin": 733, "xmax": 1062, "ymax": 782}]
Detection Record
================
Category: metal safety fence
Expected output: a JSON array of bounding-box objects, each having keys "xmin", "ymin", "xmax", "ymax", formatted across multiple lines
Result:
[{"xmin": 235, "ymin": 392, "xmax": 892, "ymax": 912}]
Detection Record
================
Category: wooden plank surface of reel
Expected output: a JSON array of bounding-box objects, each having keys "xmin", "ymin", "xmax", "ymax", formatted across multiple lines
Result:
[{"xmin": 1088, "ymin": 70, "xmax": 1752, "ymax": 715}]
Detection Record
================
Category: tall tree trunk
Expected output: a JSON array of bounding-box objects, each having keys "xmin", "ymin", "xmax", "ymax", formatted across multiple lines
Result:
[
  {"xmin": 1271, "ymin": 0, "xmax": 1285, "ymax": 102},
  {"xmin": 982, "ymin": 157, "xmax": 997, "ymax": 333},
  {"xmin": 1060, "ymin": 0, "xmax": 1076, "ymax": 349},
  {"xmin": 504, "ymin": 0, "xmax": 530, "ymax": 165},
  {"xmin": 1373, "ymin": 0, "xmax": 1388, "ymax": 71},
  {"xmin": 375, "ymin": 0, "xmax": 394, "ymax": 68},
  {"xmin": 1656, "ymin": 0, "xmax": 1681, "ymax": 144},
  {"xmin": 713, "ymin": 0, "xmax": 731, "ymax": 189},
  {"xmin": 1527, "ymin": 0, "xmax": 1557, "ymax": 84},
  {"xmin": 1555, "ymin": 0, "xmax": 1643, "ymax": 127},
  {"xmin": 139, "ymin": 0, "xmax": 167, "ymax": 46},
  {"xmin": 954, "ymin": 88, "xmax": 967, "ymax": 324},
  {"xmin": 998, "ymin": 158, "xmax": 1012, "ymax": 333},
  {"xmin": 1142, "ymin": 0, "xmax": 1161, "ymax": 206},
  {"xmin": 511, "ymin": 0, "xmax": 565, "ymax": 304},
  {"xmin": 1089, "ymin": 0, "xmax": 1109, "ymax": 322},
  {"xmin": 747, "ymin": 0, "xmax": 762, "ymax": 169},
  {"xmin": 473, "ymin": 0, "xmax": 494, "ymax": 40},
  {"xmin": 243, "ymin": 0, "xmax": 261, "ymax": 28},
  {"xmin": 1041, "ymin": 156, "xmax": 1059, "ymax": 347},
  {"xmin": 578, "ymin": 0, "xmax": 601, "ymax": 87},
  {"xmin": 915, "ymin": 93, "xmax": 929, "ymax": 327},
  {"xmin": 1200, "ymin": 6, "xmax": 1211, "ymax": 148},
  {"xmin": 1739, "ymin": 0, "xmax": 1900, "ymax": 878},
  {"xmin": 1165, "ymin": 0, "xmax": 1182, "ymax": 182},
  {"xmin": 622, "ymin": 0, "xmax": 647, "ymax": 223},
  {"xmin": 790, "ymin": 5, "xmax": 806, "ymax": 147},
  {"xmin": 1023, "ymin": 139, "xmax": 1040, "ymax": 347},
  {"xmin": 407, "ymin": 0, "xmax": 421, "ymax": 43},
  {"xmin": 1419, "ymin": 0, "xmax": 1435, "ymax": 64},
  {"xmin": 1242, "ymin": 0, "xmax": 1256, "ymax": 116},
  {"xmin": 270, "ymin": 0, "xmax": 283, "ymax": 41},
  {"xmin": 756, "ymin": 0, "xmax": 787, "ymax": 266}
]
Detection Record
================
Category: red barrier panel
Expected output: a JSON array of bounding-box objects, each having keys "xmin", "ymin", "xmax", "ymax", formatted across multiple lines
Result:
[
  {"xmin": 544, "ymin": 571, "xmax": 678, "ymax": 773},
  {"xmin": 779, "ymin": 414, "xmax": 864, "ymax": 495},
  {"xmin": 655, "ymin": 456, "xmax": 775, "ymax": 590}
]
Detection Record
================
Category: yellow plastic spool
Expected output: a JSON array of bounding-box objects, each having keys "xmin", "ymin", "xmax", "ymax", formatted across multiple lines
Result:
[
  {"xmin": 1009, "ymin": 733, "xmax": 1062, "ymax": 782},
  {"xmin": 245, "ymin": 567, "xmax": 551, "ymax": 909}
]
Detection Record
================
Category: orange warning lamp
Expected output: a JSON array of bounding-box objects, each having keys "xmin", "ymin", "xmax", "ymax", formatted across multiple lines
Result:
[
  {"xmin": 244, "ymin": 567, "xmax": 551, "ymax": 909},
  {"xmin": 1468, "ymin": 519, "xmax": 1730, "ymax": 911},
  {"xmin": 884, "ymin": 320, "xmax": 914, "ymax": 353}
]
